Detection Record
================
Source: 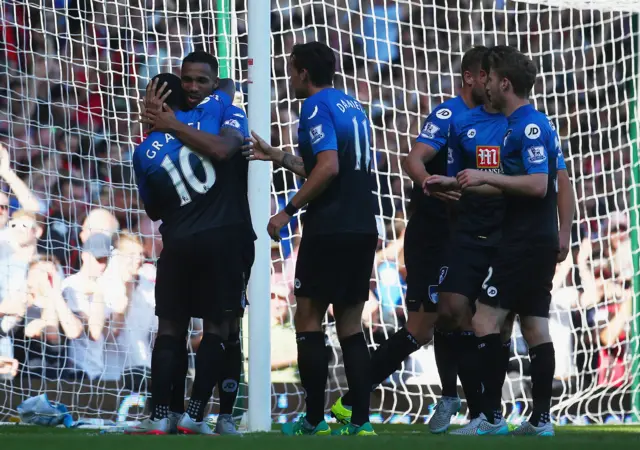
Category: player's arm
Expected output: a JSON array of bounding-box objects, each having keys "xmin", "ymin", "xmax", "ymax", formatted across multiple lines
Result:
[
  {"xmin": 242, "ymin": 130, "xmax": 307, "ymax": 177},
  {"xmin": 403, "ymin": 141, "xmax": 437, "ymax": 186},
  {"xmin": 286, "ymin": 107, "xmax": 339, "ymax": 211},
  {"xmin": 556, "ymin": 158, "xmax": 575, "ymax": 235},
  {"xmin": 165, "ymin": 116, "xmax": 242, "ymax": 162}
]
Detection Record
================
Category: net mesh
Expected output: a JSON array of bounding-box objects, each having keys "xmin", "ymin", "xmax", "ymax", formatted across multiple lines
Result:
[{"xmin": 0, "ymin": 0, "xmax": 638, "ymax": 426}]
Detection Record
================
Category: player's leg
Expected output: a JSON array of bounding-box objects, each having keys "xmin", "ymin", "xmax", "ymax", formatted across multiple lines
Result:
[
  {"xmin": 215, "ymin": 317, "xmax": 242, "ymax": 435},
  {"xmin": 178, "ymin": 232, "xmax": 248, "ymax": 435},
  {"xmin": 470, "ymin": 300, "xmax": 510, "ymax": 433},
  {"xmin": 499, "ymin": 312, "xmax": 516, "ymax": 389},
  {"xmin": 126, "ymin": 247, "xmax": 190, "ymax": 435},
  {"xmin": 335, "ymin": 307, "xmax": 434, "ymax": 422},
  {"xmin": 433, "ymin": 244, "xmax": 492, "ymax": 434},
  {"xmin": 178, "ymin": 318, "xmax": 231, "ymax": 434},
  {"xmin": 432, "ymin": 292, "xmax": 474, "ymax": 429},
  {"xmin": 332, "ymin": 226, "xmax": 438, "ymax": 427},
  {"xmin": 329, "ymin": 233, "xmax": 378, "ymax": 436},
  {"xmin": 332, "ymin": 302, "xmax": 376, "ymax": 436},
  {"xmin": 511, "ymin": 249, "xmax": 556, "ymax": 436},
  {"xmin": 514, "ymin": 316, "xmax": 555, "ymax": 436},
  {"xmin": 168, "ymin": 329, "xmax": 188, "ymax": 432},
  {"xmin": 216, "ymin": 244, "xmax": 252, "ymax": 435},
  {"xmin": 281, "ymin": 234, "xmax": 332, "ymax": 436},
  {"xmin": 280, "ymin": 296, "xmax": 331, "ymax": 436}
]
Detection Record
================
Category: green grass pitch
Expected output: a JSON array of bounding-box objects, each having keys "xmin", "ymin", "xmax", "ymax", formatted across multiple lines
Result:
[{"xmin": 2, "ymin": 424, "xmax": 640, "ymax": 450}]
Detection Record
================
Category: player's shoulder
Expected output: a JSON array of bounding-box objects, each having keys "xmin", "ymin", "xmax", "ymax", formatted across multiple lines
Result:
[
  {"xmin": 451, "ymin": 105, "xmax": 482, "ymax": 130},
  {"xmin": 302, "ymin": 88, "xmax": 364, "ymax": 119},
  {"xmin": 221, "ymin": 105, "xmax": 249, "ymax": 135},
  {"xmin": 511, "ymin": 105, "xmax": 554, "ymax": 138},
  {"xmin": 193, "ymin": 91, "xmax": 231, "ymax": 114},
  {"xmin": 427, "ymin": 96, "xmax": 467, "ymax": 123}
]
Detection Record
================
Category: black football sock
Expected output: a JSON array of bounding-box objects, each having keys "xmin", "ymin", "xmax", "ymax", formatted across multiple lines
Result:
[
  {"xmin": 528, "ymin": 342, "xmax": 555, "ymax": 427},
  {"xmin": 457, "ymin": 331, "xmax": 481, "ymax": 418},
  {"xmin": 187, "ymin": 333, "xmax": 226, "ymax": 421},
  {"xmin": 151, "ymin": 334, "xmax": 182, "ymax": 420},
  {"xmin": 500, "ymin": 340, "xmax": 512, "ymax": 385},
  {"xmin": 296, "ymin": 332, "xmax": 328, "ymax": 426},
  {"xmin": 218, "ymin": 332, "xmax": 242, "ymax": 415},
  {"xmin": 169, "ymin": 342, "xmax": 188, "ymax": 414},
  {"xmin": 340, "ymin": 333, "xmax": 371, "ymax": 426},
  {"xmin": 476, "ymin": 333, "xmax": 504, "ymax": 423},
  {"xmin": 434, "ymin": 329, "xmax": 459, "ymax": 398},
  {"xmin": 342, "ymin": 327, "xmax": 420, "ymax": 407}
]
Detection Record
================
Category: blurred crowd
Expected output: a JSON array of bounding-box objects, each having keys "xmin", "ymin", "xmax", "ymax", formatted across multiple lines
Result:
[{"xmin": 0, "ymin": 0, "xmax": 636, "ymax": 417}]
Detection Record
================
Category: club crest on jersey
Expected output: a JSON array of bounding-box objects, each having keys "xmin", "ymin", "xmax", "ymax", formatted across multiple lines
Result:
[
  {"xmin": 309, "ymin": 124, "xmax": 325, "ymax": 144},
  {"xmin": 476, "ymin": 146, "xmax": 500, "ymax": 169},
  {"xmin": 438, "ymin": 266, "xmax": 448, "ymax": 284},
  {"xmin": 467, "ymin": 128, "xmax": 476, "ymax": 138},
  {"xmin": 503, "ymin": 129, "xmax": 512, "ymax": 147},
  {"xmin": 421, "ymin": 122, "xmax": 440, "ymax": 139},
  {"xmin": 527, "ymin": 146, "xmax": 547, "ymax": 164},
  {"xmin": 435, "ymin": 108, "xmax": 452, "ymax": 119}
]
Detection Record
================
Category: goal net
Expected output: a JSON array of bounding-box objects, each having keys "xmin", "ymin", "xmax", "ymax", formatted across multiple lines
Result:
[{"xmin": 0, "ymin": 0, "xmax": 639, "ymax": 427}]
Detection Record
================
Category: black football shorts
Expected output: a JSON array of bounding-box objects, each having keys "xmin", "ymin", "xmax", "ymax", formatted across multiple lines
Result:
[
  {"xmin": 438, "ymin": 241, "xmax": 496, "ymax": 302},
  {"xmin": 403, "ymin": 211, "xmax": 449, "ymax": 313},
  {"xmin": 294, "ymin": 233, "xmax": 377, "ymax": 305},
  {"xmin": 155, "ymin": 227, "xmax": 254, "ymax": 323},
  {"xmin": 478, "ymin": 245, "xmax": 557, "ymax": 318}
]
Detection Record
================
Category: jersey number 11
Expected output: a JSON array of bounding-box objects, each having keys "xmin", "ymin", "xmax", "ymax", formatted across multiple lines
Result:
[{"xmin": 352, "ymin": 117, "xmax": 371, "ymax": 172}]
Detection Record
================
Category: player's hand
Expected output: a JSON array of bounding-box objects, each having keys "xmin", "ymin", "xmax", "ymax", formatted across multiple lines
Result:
[
  {"xmin": 143, "ymin": 78, "xmax": 172, "ymax": 114},
  {"xmin": 557, "ymin": 229, "xmax": 571, "ymax": 262},
  {"xmin": 243, "ymin": 131, "xmax": 275, "ymax": 162},
  {"xmin": 423, "ymin": 175, "xmax": 458, "ymax": 193},
  {"xmin": 267, "ymin": 210, "xmax": 291, "ymax": 242},
  {"xmin": 456, "ymin": 169, "xmax": 487, "ymax": 190},
  {"xmin": 432, "ymin": 191, "xmax": 461, "ymax": 203},
  {"xmin": 140, "ymin": 103, "xmax": 178, "ymax": 132}
]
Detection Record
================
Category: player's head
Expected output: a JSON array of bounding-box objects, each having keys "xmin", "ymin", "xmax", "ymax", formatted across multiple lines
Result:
[
  {"xmin": 181, "ymin": 51, "xmax": 219, "ymax": 109},
  {"xmin": 460, "ymin": 46, "xmax": 490, "ymax": 106},
  {"xmin": 485, "ymin": 47, "xmax": 537, "ymax": 109},
  {"xmin": 289, "ymin": 41, "xmax": 336, "ymax": 98},
  {"xmin": 149, "ymin": 73, "xmax": 184, "ymax": 111}
]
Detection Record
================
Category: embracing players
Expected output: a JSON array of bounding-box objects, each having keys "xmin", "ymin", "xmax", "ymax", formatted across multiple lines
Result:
[
  {"xmin": 245, "ymin": 41, "xmax": 378, "ymax": 436},
  {"xmin": 445, "ymin": 47, "xmax": 573, "ymax": 436},
  {"xmin": 130, "ymin": 69, "xmax": 254, "ymax": 435}
]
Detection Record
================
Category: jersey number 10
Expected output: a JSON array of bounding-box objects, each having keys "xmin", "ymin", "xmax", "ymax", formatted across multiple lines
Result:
[
  {"xmin": 161, "ymin": 146, "xmax": 216, "ymax": 206},
  {"xmin": 352, "ymin": 116, "xmax": 371, "ymax": 172}
]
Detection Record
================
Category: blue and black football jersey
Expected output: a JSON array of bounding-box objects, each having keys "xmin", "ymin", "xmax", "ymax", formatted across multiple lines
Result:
[
  {"xmin": 447, "ymin": 106, "xmax": 508, "ymax": 246},
  {"xmin": 410, "ymin": 96, "xmax": 470, "ymax": 225},
  {"xmin": 132, "ymin": 94, "xmax": 254, "ymax": 242},
  {"xmin": 297, "ymin": 88, "xmax": 377, "ymax": 236},
  {"xmin": 501, "ymin": 104, "xmax": 559, "ymax": 248}
]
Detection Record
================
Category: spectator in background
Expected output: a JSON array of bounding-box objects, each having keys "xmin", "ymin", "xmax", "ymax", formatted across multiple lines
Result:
[
  {"xmin": 102, "ymin": 233, "xmax": 148, "ymax": 384},
  {"xmin": 0, "ymin": 211, "xmax": 42, "ymax": 318},
  {"xmin": 63, "ymin": 233, "xmax": 112, "ymax": 381},
  {"xmin": 0, "ymin": 143, "xmax": 40, "ymax": 218}
]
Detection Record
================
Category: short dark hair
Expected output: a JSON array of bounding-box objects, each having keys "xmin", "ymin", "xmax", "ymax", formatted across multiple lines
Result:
[
  {"xmin": 487, "ymin": 48, "xmax": 538, "ymax": 98},
  {"xmin": 481, "ymin": 45, "xmax": 518, "ymax": 74},
  {"xmin": 149, "ymin": 73, "xmax": 184, "ymax": 110},
  {"xmin": 182, "ymin": 51, "xmax": 219, "ymax": 74},
  {"xmin": 290, "ymin": 42, "xmax": 336, "ymax": 86},
  {"xmin": 461, "ymin": 46, "xmax": 490, "ymax": 76}
]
